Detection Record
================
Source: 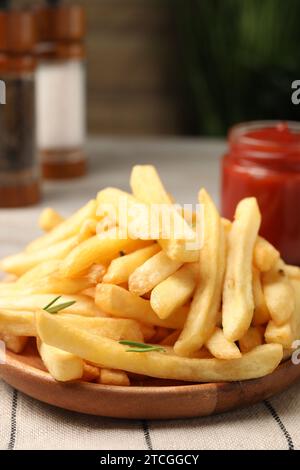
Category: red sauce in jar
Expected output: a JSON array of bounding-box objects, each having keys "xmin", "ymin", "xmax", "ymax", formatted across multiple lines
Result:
[{"xmin": 222, "ymin": 121, "xmax": 300, "ymax": 265}]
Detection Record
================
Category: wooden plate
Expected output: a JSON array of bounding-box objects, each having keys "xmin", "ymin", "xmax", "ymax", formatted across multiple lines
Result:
[{"xmin": 1, "ymin": 341, "xmax": 300, "ymax": 419}]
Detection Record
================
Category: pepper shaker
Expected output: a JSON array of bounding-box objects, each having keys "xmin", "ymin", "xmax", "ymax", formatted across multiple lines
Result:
[{"xmin": 0, "ymin": 6, "xmax": 40, "ymax": 207}]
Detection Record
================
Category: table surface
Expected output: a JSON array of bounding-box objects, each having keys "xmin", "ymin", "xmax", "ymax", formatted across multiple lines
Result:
[{"xmin": 1, "ymin": 137, "xmax": 300, "ymax": 451}]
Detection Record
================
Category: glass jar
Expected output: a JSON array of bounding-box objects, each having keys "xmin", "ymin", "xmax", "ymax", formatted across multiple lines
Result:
[
  {"xmin": 35, "ymin": 4, "xmax": 86, "ymax": 179},
  {"xmin": 0, "ymin": 9, "xmax": 40, "ymax": 207},
  {"xmin": 222, "ymin": 121, "xmax": 300, "ymax": 265}
]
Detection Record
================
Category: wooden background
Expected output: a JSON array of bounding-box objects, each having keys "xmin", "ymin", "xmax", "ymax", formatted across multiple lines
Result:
[{"xmin": 14, "ymin": 0, "xmax": 186, "ymax": 136}]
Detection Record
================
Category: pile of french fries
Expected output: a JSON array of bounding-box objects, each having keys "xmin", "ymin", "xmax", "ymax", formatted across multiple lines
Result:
[{"xmin": 0, "ymin": 165, "xmax": 300, "ymax": 386}]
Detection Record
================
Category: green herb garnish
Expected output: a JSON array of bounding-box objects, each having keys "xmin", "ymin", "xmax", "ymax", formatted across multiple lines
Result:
[
  {"xmin": 43, "ymin": 296, "xmax": 76, "ymax": 314},
  {"xmin": 119, "ymin": 340, "xmax": 166, "ymax": 353}
]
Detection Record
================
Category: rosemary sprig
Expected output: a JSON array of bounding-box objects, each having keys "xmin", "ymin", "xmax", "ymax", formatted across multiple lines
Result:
[
  {"xmin": 119, "ymin": 340, "xmax": 166, "ymax": 353},
  {"xmin": 43, "ymin": 296, "xmax": 76, "ymax": 314}
]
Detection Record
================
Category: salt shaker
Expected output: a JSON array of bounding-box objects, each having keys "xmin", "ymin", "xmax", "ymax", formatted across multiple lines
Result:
[
  {"xmin": 0, "ymin": 8, "xmax": 40, "ymax": 207},
  {"xmin": 35, "ymin": 2, "xmax": 86, "ymax": 179}
]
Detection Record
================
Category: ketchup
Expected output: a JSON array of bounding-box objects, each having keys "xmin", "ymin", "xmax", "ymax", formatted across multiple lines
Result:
[{"xmin": 222, "ymin": 121, "xmax": 300, "ymax": 265}]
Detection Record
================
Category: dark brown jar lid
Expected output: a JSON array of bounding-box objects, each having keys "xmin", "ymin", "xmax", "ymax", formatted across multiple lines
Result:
[
  {"xmin": 35, "ymin": 5, "xmax": 85, "ymax": 43},
  {"xmin": 0, "ymin": 10, "xmax": 36, "ymax": 54}
]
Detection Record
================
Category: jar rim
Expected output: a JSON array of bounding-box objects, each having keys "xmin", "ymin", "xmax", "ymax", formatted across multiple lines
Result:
[
  {"xmin": 229, "ymin": 120, "xmax": 300, "ymax": 145},
  {"xmin": 228, "ymin": 120, "xmax": 300, "ymax": 160}
]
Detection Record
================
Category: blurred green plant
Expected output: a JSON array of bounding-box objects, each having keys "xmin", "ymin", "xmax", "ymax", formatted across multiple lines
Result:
[{"xmin": 174, "ymin": 0, "xmax": 300, "ymax": 135}]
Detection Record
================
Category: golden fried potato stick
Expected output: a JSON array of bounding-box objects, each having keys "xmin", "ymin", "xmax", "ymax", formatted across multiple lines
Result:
[
  {"xmin": 159, "ymin": 329, "xmax": 181, "ymax": 346},
  {"xmin": 0, "ymin": 236, "xmax": 78, "ymax": 276},
  {"xmin": 103, "ymin": 244, "xmax": 160, "ymax": 285},
  {"xmin": 265, "ymin": 279, "xmax": 300, "ymax": 348},
  {"xmin": 205, "ymin": 327, "xmax": 241, "ymax": 360},
  {"xmin": 36, "ymin": 311, "xmax": 283, "ymax": 382},
  {"xmin": 239, "ymin": 326, "xmax": 264, "ymax": 353},
  {"xmin": 252, "ymin": 267, "xmax": 270, "ymax": 326},
  {"xmin": 150, "ymin": 263, "xmax": 197, "ymax": 319},
  {"xmin": 253, "ymin": 237, "xmax": 280, "ymax": 272},
  {"xmin": 265, "ymin": 321, "xmax": 294, "ymax": 349},
  {"xmin": 97, "ymin": 188, "xmax": 153, "ymax": 240},
  {"xmin": 138, "ymin": 323, "xmax": 156, "ymax": 341},
  {"xmin": 77, "ymin": 218, "xmax": 98, "ymax": 243},
  {"xmin": 39, "ymin": 208, "xmax": 64, "ymax": 232},
  {"xmin": 84, "ymin": 264, "xmax": 106, "ymax": 284},
  {"xmin": 15, "ymin": 260, "xmax": 61, "ymax": 287},
  {"xmin": 98, "ymin": 368, "xmax": 130, "ymax": 386},
  {"xmin": 0, "ymin": 310, "xmax": 36, "ymax": 336},
  {"xmin": 130, "ymin": 165, "xmax": 171, "ymax": 205},
  {"xmin": 0, "ymin": 294, "xmax": 104, "ymax": 317},
  {"xmin": 1, "ymin": 274, "xmax": 94, "ymax": 296},
  {"xmin": 37, "ymin": 339, "xmax": 84, "ymax": 382},
  {"xmin": 55, "ymin": 315, "xmax": 144, "ymax": 342},
  {"xmin": 222, "ymin": 198, "xmax": 261, "ymax": 342},
  {"xmin": 174, "ymin": 189, "xmax": 226, "ymax": 356},
  {"xmin": 0, "ymin": 310, "xmax": 143, "ymax": 342},
  {"xmin": 130, "ymin": 165, "xmax": 199, "ymax": 262},
  {"xmin": 27, "ymin": 199, "xmax": 97, "ymax": 253},
  {"xmin": 60, "ymin": 230, "xmax": 151, "ymax": 278},
  {"xmin": 0, "ymin": 334, "xmax": 28, "ymax": 353},
  {"xmin": 262, "ymin": 267, "xmax": 295, "ymax": 326},
  {"xmin": 82, "ymin": 364, "xmax": 100, "ymax": 382},
  {"xmin": 129, "ymin": 251, "xmax": 182, "ymax": 296},
  {"xmin": 95, "ymin": 283, "xmax": 188, "ymax": 329},
  {"xmin": 283, "ymin": 264, "xmax": 300, "ymax": 280},
  {"xmin": 222, "ymin": 218, "xmax": 279, "ymax": 273}
]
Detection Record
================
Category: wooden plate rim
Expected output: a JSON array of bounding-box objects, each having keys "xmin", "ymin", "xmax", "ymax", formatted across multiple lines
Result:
[{"xmin": 0, "ymin": 349, "xmax": 295, "ymax": 393}]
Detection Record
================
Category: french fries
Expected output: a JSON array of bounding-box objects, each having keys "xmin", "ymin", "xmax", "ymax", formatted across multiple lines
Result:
[
  {"xmin": 239, "ymin": 326, "xmax": 264, "ymax": 354},
  {"xmin": 103, "ymin": 244, "xmax": 160, "ymax": 285},
  {"xmin": 130, "ymin": 165, "xmax": 171, "ymax": 205},
  {"xmin": 60, "ymin": 231, "xmax": 151, "ymax": 278},
  {"xmin": 97, "ymin": 188, "xmax": 152, "ymax": 240},
  {"xmin": 0, "ymin": 294, "xmax": 105, "ymax": 317},
  {"xmin": 252, "ymin": 267, "xmax": 270, "ymax": 326},
  {"xmin": 159, "ymin": 329, "xmax": 181, "ymax": 346},
  {"xmin": 254, "ymin": 237, "xmax": 280, "ymax": 272},
  {"xmin": 130, "ymin": 165, "xmax": 200, "ymax": 262},
  {"xmin": 1, "ymin": 274, "xmax": 93, "ymax": 296},
  {"xmin": 174, "ymin": 189, "xmax": 225, "ymax": 356},
  {"xmin": 150, "ymin": 263, "xmax": 197, "ymax": 319},
  {"xmin": 265, "ymin": 279, "xmax": 300, "ymax": 349},
  {"xmin": 95, "ymin": 283, "xmax": 188, "ymax": 329},
  {"xmin": 82, "ymin": 364, "xmax": 100, "ymax": 382},
  {"xmin": 0, "ymin": 310, "xmax": 143, "ymax": 342},
  {"xmin": 222, "ymin": 218, "xmax": 279, "ymax": 274},
  {"xmin": 27, "ymin": 199, "xmax": 96, "ymax": 252},
  {"xmin": 39, "ymin": 208, "xmax": 64, "ymax": 232},
  {"xmin": 262, "ymin": 267, "xmax": 295, "ymax": 326},
  {"xmin": 37, "ymin": 310, "xmax": 283, "ymax": 382},
  {"xmin": 0, "ymin": 236, "xmax": 78, "ymax": 276},
  {"xmin": 205, "ymin": 327, "xmax": 241, "ymax": 360},
  {"xmin": 0, "ymin": 334, "xmax": 28, "ymax": 353},
  {"xmin": 0, "ymin": 310, "xmax": 36, "ymax": 336},
  {"xmin": 37, "ymin": 339, "xmax": 84, "ymax": 382},
  {"xmin": 50, "ymin": 315, "xmax": 144, "ymax": 342},
  {"xmin": 0, "ymin": 164, "xmax": 296, "ymax": 386},
  {"xmin": 284, "ymin": 264, "xmax": 300, "ymax": 280},
  {"xmin": 222, "ymin": 198, "xmax": 261, "ymax": 342},
  {"xmin": 129, "ymin": 251, "xmax": 182, "ymax": 296},
  {"xmin": 99, "ymin": 368, "xmax": 130, "ymax": 386},
  {"xmin": 265, "ymin": 320, "xmax": 294, "ymax": 349},
  {"xmin": 15, "ymin": 260, "xmax": 61, "ymax": 287}
]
